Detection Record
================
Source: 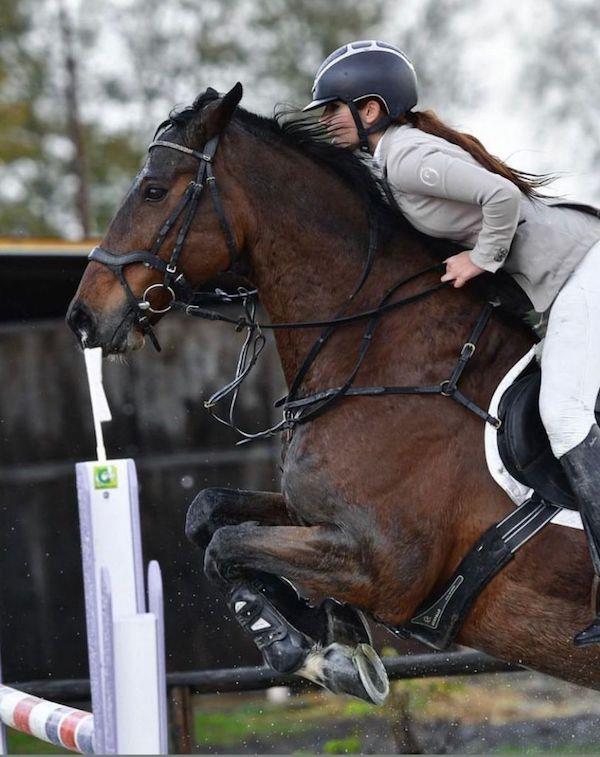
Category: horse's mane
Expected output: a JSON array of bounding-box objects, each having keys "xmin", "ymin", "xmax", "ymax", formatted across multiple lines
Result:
[
  {"xmin": 161, "ymin": 89, "xmax": 533, "ymax": 321},
  {"xmin": 163, "ymin": 88, "xmax": 422, "ymax": 245}
]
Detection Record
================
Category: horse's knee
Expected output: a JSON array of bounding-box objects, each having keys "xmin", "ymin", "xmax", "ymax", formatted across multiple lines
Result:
[
  {"xmin": 185, "ymin": 487, "xmax": 234, "ymax": 548},
  {"xmin": 203, "ymin": 523, "xmax": 255, "ymax": 584}
]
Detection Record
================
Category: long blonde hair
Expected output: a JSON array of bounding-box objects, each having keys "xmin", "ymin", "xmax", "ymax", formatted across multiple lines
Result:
[{"xmin": 397, "ymin": 109, "xmax": 555, "ymax": 198}]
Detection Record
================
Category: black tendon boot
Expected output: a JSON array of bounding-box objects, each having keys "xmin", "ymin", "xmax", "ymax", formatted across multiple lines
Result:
[
  {"xmin": 227, "ymin": 572, "xmax": 322, "ymax": 674},
  {"xmin": 560, "ymin": 424, "xmax": 600, "ymax": 646},
  {"xmin": 227, "ymin": 573, "xmax": 389, "ymax": 703}
]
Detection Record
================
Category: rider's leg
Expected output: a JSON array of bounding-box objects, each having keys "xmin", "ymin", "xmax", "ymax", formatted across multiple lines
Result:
[{"xmin": 539, "ymin": 239, "xmax": 600, "ymax": 645}]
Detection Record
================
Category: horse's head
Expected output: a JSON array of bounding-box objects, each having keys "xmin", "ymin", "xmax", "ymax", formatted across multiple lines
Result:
[{"xmin": 67, "ymin": 83, "xmax": 247, "ymax": 354}]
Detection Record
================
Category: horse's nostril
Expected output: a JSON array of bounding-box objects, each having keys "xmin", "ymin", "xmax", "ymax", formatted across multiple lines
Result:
[{"xmin": 66, "ymin": 300, "xmax": 97, "ymax": 346}]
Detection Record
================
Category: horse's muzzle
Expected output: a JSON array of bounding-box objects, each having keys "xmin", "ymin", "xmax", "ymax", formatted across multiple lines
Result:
[
  {"xmin": 66, "ymin": 298, "xmax": 143, "ymax": 354},
  {"xmin": 66, "ymin": 298, "xmax": 97, "ymax": 348}
]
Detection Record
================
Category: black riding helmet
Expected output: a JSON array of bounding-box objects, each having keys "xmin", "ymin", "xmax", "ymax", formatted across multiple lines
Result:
[{"xmin": 303, "ymin": 40, "xmax": 418, "ymax": 150}]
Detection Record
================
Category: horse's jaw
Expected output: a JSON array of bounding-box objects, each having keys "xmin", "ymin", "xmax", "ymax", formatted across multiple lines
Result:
[
  {"xmin": 94, "ymin": 318, "xmax": 146, "ymax": 356},
  {"xmin": 106, "ymin": 326, "xmax": 146, "ymax": 356}
]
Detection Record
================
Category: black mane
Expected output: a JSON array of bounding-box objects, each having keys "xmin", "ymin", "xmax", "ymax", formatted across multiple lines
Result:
[
  {"xmin": 162, "ymin": 88, "xmax": 421, "ymax": 242},
  {"xmin": 158, "ymin": 89, "xmax": 532, "ymax": 319}
]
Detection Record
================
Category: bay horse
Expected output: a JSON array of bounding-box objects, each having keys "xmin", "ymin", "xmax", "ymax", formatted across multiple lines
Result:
[{"xmin": 67, "ymin": 84, "xmax": 600, "ymax": 701}]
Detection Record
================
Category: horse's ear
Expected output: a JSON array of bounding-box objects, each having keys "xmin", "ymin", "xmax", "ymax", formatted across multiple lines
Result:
[{"xmin": 201, "ymin": 83, "xmax": 243, "ymax": 141}]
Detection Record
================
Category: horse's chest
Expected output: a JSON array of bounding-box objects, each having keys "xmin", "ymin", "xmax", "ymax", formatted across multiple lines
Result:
[{"xmin": 280, "ymin": 431, "xmax": 347, "ymax": 526}]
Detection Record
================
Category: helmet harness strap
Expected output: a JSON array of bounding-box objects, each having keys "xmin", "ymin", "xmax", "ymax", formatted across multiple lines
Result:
[{"xmin": 345, "ymin": 99, "xmax": 391, "ymax": 153}]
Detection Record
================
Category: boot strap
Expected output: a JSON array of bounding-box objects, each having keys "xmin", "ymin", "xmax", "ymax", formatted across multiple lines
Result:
[{"xmin": 230, "ymin": 592, "xmax": 291, "ymax": 649}]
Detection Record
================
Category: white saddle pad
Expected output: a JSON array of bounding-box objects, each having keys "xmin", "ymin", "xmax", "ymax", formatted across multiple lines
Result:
[{"xmin": 484, "ymin": 346, "xmax": 583, "ymax": 531}]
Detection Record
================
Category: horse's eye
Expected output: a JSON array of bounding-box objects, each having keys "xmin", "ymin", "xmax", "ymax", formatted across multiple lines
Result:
[{"xmin": 144, "ymin": 186, "xmax": 167, "ymax": 202}]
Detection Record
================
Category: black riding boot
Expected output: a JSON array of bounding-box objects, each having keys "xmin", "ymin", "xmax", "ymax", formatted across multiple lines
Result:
[{"xmin": 560, "ymin": 424, "xmax": 600, "ymax": 646}]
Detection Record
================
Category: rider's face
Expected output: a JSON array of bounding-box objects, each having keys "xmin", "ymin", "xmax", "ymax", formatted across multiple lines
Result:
[{"xmin": 319, "ymin": 102, "xmax": 359, "ymax": 149}]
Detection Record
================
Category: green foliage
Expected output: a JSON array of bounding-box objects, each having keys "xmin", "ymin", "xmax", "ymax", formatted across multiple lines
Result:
[
  {"xmin": 391, "ymin": 676, "xmax": 467, "ymax": 713},
  {"xmin": 7, "ymin": 730, "xmax": 63, "ymax": 754},
  {"xmin": 342, "ymin": 699, "xmax": 376, "ymax": 717},
  {"xmin": 0, "ymin": 0, "xmax": 52, "ymax": 164},
  {"xmin": 85, "ymin": 128, "xmax": 145, "ymax": 232},
  {"xmin": 194, "ymin": 699, "xmax": 316, "ymax": 747},
  {"xmin": 523, "ymin": 0, "xmax": 600, "ymax": 182},
  {"xmin": 323, "ymin": 735, "xmax": 363, "ymax": 754},
  {"xmin": 0, "ymin": 0, "xmax": 484, "ymax": 237},
  {"xmin": 248, "ymin": 0, "xmax": 387, "ymax": 104}
]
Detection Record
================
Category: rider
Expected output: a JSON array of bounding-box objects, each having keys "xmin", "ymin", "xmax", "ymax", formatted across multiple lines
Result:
[{"xmin": 303, "ymin": 39, "xmax": 600, "ymax": 646}]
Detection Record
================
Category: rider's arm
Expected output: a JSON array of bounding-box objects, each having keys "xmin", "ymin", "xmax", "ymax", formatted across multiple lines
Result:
[{"xmin": 385, "ymin": 143, "xmax": 522, "ymax": 272}]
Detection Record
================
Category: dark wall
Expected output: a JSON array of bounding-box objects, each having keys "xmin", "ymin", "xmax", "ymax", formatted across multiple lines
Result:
[
  {"xmin": 0, "ymin": 255, "xmax": 88, "ymax": 321},
  {"xmin": 0, "ymin": 311, "xmax": 286, "ymax": 682}
]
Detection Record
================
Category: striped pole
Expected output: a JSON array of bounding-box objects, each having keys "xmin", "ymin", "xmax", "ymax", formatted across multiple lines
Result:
[{"xmin": 0, "ymin": 685, "xmax": 94, "ymax": 753}]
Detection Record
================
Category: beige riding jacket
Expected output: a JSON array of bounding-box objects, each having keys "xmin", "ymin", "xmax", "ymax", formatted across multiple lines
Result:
[{"xmin": 373, "ymin": 124, "xmax": 600, "ymax": 311}]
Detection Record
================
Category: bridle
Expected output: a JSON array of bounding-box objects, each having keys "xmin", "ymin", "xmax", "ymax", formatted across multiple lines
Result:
[
  {"xmin": 89, "ymin": 116, "xmax": 501, "ymax": 441},
  {"xmin": 88, "ymin": 132, "xmax": 246, "ymax": 351}
]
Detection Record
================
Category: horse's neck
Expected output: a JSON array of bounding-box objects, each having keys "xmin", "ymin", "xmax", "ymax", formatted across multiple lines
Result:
[{"xmin": 241, "ymin": 143, "xmax": 435, "ymax": 386}]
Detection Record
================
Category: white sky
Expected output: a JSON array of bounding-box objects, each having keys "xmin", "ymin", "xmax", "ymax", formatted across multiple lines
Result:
[{"xmin": 40, "ymin": 0, "xmax": 600, "ymax": 208}]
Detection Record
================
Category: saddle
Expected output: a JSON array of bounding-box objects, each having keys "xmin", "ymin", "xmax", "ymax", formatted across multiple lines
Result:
[
  {"xmin": 497, "ymin": 363, "xmax": 576, "ymax": 509},
  {"xmin": 497, "ymin": 360, "xmax": 600, "ymax": 510}
]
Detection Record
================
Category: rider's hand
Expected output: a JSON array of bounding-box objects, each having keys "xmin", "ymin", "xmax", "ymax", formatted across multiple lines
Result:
[{"xmin": 441, "ymin": 251, "xmax": 485, "ymax": 288}]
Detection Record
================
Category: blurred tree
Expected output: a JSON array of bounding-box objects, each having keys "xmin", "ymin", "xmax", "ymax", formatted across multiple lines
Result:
[
  {"xmin": 0, "ymin": 0, "xmax": 492, "ymax": 238},
  {"xmin": 59, "ymin": 1, "xmax": 91, "ymax": 236},
  {"xmin": 246, "ymin": 0, "xmax": 386, "ymax": 107},
  {"xmin": 0, "ymin": 0, "xmax": 58, "ymax": 235},
  {"xmin": 521, "ymin": 0, "xmax": 600, "ymax": 196},
  {"xmin": 0, "ymin": 0, "xmax": 145, "ymax": 237},
  {"xmin": 244, "ymin": 0, "xmax": 479, "ymax": 116},
  {"xmin": 77, "ymin": 0, "xmax": 249, "ymax": 135},
  {"xmin": 393, "ymin": 0, "xmax": 479, "ymax": 112}
]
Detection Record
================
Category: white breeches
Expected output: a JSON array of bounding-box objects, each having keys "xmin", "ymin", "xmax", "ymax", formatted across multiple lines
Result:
[{"xmin": 539, "ymin": 239, "xmax": 600, "ymax": 458}]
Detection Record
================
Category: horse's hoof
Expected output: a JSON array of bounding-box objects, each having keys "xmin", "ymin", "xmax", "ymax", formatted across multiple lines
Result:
[{"xmin": 298, "ymin": 642, "xmax": 389, "ymax": 705}]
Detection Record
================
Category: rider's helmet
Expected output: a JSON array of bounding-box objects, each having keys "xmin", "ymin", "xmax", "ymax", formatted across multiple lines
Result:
[{"xmin": 303, "ymin": 40, "xmax": 418, "ymax": 118}]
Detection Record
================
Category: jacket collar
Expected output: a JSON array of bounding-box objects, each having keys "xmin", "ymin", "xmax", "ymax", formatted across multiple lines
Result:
[{"xmin": 375, "ymin": 123, "xmax": 414, "ymax": 162}]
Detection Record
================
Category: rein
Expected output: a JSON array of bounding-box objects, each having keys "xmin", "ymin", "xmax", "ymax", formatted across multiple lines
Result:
[
  {"xmin": 89, "ymin": 126, "xmax": 501, "ymax": 441},
  {"xmin": 182, "ymin": 273, "xmax": 500, "ymax": 441},
  {"xmin": 175, "ymin": 271, "xmax": 446, "ymax": 330}
]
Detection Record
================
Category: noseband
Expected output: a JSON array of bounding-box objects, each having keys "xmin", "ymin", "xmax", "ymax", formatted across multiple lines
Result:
[{"xmin": 88, "ymin": 133, "xmax": 245, "ymax": 351}]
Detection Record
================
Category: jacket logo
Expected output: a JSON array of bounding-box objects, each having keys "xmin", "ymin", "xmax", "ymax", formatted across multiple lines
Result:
[{"xmin": 420, "ymin": 166, "xmax": 440, "ymax": 187}]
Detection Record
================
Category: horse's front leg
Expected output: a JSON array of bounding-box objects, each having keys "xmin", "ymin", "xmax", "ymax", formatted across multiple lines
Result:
[
  {"xmin": 186, "ymin": 489, "xmax": 388, "ymax": 703},
  {"xmin": 185, "ymin": 487, "xmax": 293, "ymax": 551},
  {"xmin": 204, "ymin": 520, "xmax": 389, "ymax": 703},
  {"xmin": 186, "ymin": 488, "xmax": 328, "ymax": 667}
]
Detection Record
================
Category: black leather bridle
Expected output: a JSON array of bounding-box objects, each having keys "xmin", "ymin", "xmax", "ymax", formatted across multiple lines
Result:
[
  {"xmin": 88, "ymin": 118, "xmax": 500, "ymax": 441},
  {"xmin": 88, "ymin": 133, "xmax": 245, "ymax": 351}
]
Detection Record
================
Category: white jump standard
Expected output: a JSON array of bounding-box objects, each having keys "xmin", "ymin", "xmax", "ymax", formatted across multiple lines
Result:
[{"xmin": 0, "ymin": 348, "xmax": 168, "ymax": 754}]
